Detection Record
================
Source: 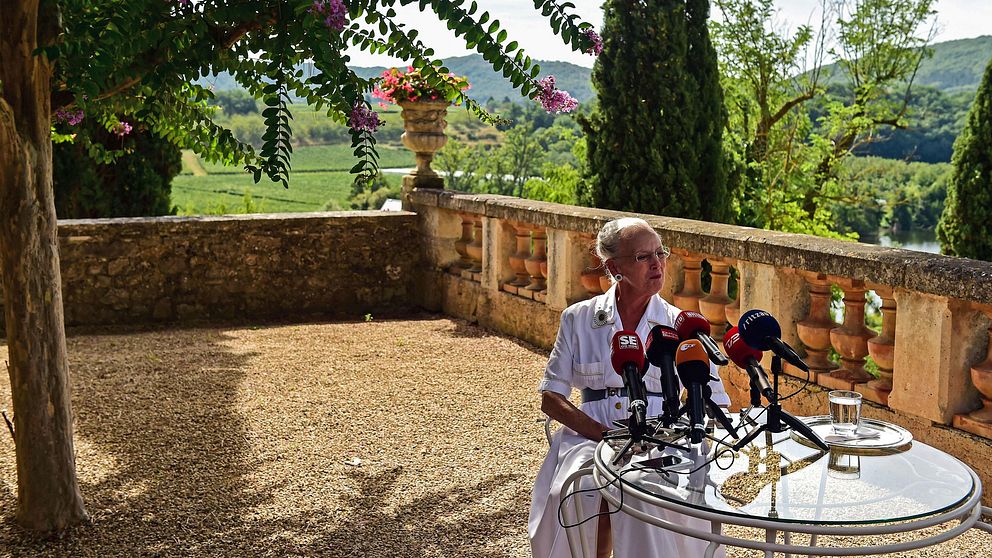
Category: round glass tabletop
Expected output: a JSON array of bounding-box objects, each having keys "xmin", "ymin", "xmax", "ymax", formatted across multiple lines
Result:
[{"xmin": 596, "ymin": 423, "xmax": 977, "ymax": 525}]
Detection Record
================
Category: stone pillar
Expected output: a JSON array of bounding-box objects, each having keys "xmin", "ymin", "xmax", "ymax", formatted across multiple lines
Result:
[
  {"xmin": 859, "ymin": 285, "xmax": 896, "ymax": 405},
  {"xmin": 735, "ymin": 261, "xmax": 808, "ymax": 375},
  {"xmin": 503, "ymin": 222, "xmax": 532, "ymax": 295},
  {"xmin": 699, "ymin": 257, "xmax": 732, "ymax": 340},
  {"xmin": 545, "ymin": 229, "xmax": 590, "ymax": 311},
  {"xmin": 524, "ymin": 227, "xmax": 547, "ymax": 299},
  {"xmin": 796, "ymin": 272, "xmax": 839, "ymax": 381},
  {"xmin": 673, "ymin": 251, "xmax": 704, "ymax": 312},
  {"xmin": 483, "ymin": 217, "xmax": 517, "ymax": 294},
  {"xmin": 889, "ymin": 293, "xmax": 991, "ymax": 424}
]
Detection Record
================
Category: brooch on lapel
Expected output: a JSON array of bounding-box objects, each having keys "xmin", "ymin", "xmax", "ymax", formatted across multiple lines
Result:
[{"xmin": 593, "ymin": 309, "xmax": 610, "ymax": 328}]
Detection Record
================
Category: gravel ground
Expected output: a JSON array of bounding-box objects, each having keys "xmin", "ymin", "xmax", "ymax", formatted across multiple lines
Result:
[{"xmin": 0, "ymin": 315, "xmax": 989, "ymax": 557}]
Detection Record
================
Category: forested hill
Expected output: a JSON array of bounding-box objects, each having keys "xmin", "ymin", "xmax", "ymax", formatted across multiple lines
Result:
[
  {"xmin": 819, "ymin": 35, "xmax": 992, "ymax": 93},
  {"xmin": 351, "ymin": 55, "xmax": 594, "ymax": 103},
  {"xmin": 913, "ymin": 35, "xmax": 992, "ymax": 93}
]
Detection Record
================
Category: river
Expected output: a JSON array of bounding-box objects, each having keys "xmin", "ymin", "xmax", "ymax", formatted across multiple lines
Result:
[{"xmin": 864, "ymin": 229, "xmax": 941, "ymax": 255}]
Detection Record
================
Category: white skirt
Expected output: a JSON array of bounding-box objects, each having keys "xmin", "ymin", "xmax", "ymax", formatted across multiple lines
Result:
[{"xmin": 528, "ymin": 396, "xmax": 725, "ymax": 558}]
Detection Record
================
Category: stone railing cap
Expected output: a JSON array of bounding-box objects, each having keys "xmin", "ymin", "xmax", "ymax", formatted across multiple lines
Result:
[{"xmin": 410, "ymin": 189, "xmax": 992, "ymax": 305}]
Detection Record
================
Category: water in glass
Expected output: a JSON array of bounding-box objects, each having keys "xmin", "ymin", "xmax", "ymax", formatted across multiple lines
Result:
[{"xmin": 828, "ymin": 390, "xmax": 862, "ymax": 435}]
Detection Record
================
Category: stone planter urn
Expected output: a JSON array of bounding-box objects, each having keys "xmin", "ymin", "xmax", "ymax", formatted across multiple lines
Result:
[{"xmin": 398, "ymin": 100, "xmax": 449, "ymax": 197}]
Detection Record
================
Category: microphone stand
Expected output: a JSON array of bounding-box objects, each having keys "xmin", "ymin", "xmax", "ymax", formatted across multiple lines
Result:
[
  {"xmin": 604, "ymin": 401, "xmax": 691, "ymax": 465},
  {"xmin": 732, "ymin": 355, "xmax": 829, "ymax": 452}
]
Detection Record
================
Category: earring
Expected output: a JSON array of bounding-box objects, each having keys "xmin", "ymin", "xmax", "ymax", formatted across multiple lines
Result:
[{"xmin": 614, "ymin": 273, "xmax": 623, "ymax": 282}]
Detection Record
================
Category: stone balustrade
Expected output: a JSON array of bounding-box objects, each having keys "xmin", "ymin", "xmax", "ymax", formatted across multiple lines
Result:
[{"xmin": 409, "ymin": 188, "xmax": 992, "ymax": 500}]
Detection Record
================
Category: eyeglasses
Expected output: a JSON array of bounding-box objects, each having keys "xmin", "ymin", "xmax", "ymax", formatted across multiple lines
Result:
[{"xmin": 619, "ymin": 247, "xmax": 671, "ymax": 263}]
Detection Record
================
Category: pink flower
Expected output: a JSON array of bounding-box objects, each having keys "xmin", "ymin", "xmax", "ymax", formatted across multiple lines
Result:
[
  {"xmin": 113, "ymin": 121, "xmax": 133, "ymax": 136},
  {"xmin": 536, "ymin": 76, "xmax": 578, "ymax": 114},
  {"xmin": 348, "ymin": 102, "xmax": 383, "ymax": 133},
  {"xmin": 310, "ymin": 0, "xmax": 347, "ymax": 31},
  {"xmin": 54, "ymin": 108, "xmax": 85, "ymax": 126},
  {"xmin": 582, "ymin": 29, "xmax": 603, "ymax": 56}
]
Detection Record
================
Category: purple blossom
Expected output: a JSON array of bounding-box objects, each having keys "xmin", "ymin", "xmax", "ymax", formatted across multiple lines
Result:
[
  {"xmin": 582, "ymin": 29, "xmax": 603, "ymax": 56},
  {"xmin": 348, "ymin": 102, "xmax": 383, "ymax": 133},
  {"xmin": 536, "ymin": 76, "xmax": 578, "ymax": 114},
  {"xmin": 113, "ymin": 121, "xmax": 133, "ymax": 137},
  {"xmin": 54, "ymin": 108, "xmax": 85, "ymax": 126},
  {"xmin": 310, "ymin": 0, "xmax": 347, "ymax": 31}
]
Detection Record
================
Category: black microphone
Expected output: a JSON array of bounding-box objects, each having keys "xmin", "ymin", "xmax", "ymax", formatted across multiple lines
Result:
[
  {"xmin": 738, "ymin": 310, "xmax": 810, "ymax": 373},
  {"xmin": 675, "ymin": 339, "xmax": 711, "ymax": 444},
  {"xmin": 674, "ymin": 310, "xmax": 730, "ymax": 366},
  {"xmin": 723, "ymin": 326, "xmax": 776, "ymax": 403},
  {"xmin": 611, "ymin": 330, "xmax": 648, "ymax": 433},
  {"xmin": 644, "ymin": 325, "xmax": 682, "ymax": 426}
]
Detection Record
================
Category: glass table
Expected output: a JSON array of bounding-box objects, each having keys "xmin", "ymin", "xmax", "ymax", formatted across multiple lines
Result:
[{"xmin": 560, "ymin": 421, "xmax": 991, "ymax": 557}]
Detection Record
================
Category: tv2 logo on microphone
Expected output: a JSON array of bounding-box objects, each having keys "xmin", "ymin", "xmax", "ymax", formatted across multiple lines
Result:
[{"xmin": 618, "ymin": 334, "xmax": 640, "ymax": 350}]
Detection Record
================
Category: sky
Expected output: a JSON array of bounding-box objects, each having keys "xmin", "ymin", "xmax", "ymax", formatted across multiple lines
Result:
[{"xmin": 344, "ymin": 0, "xmax": 992, "ymax": 68}]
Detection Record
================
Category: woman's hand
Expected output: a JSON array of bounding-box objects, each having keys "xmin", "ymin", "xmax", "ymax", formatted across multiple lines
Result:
[{"xmin": 541, "ymin": 391, "xmax": 612, "ymax": 442}]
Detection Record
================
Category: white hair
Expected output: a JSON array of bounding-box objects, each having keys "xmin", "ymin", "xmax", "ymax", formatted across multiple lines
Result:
[{"xmin": 595, "ymin": 217, "xmax": 664, "ymax": 269}]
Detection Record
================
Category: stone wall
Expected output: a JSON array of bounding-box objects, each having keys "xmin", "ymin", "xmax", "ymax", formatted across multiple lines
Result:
[
  {"xmin": 0, "ymin": 212, "xmax": 421, "ymax": 330},
  {"xmin": 410, "ymin": 188, "xmax": 992, "ymax": 503}
]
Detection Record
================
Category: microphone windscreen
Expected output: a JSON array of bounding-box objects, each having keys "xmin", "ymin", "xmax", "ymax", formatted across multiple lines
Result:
[
  {"xmin": 674, "ymin": 310, "xmax": 711, "ymax": 340},
  {"xmin": 738, "ymin": 309, "xmax": 782, "ymax": 351},
  {"xmin": 610, "ymin": 330, "xmax": 645, "ymax": 376},
  {"xmin": 645, "ymin": 325, "xmax": 681, "ymax": 365},
  {"xmin": 723, "ymin": 326, "xmax": 764, "ymax": 368},
  {"xmin": 675, "ymin": 339, "xmax": 710, "ymax": 384}
]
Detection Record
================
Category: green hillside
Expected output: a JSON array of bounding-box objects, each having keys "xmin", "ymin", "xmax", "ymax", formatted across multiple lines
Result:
[
  {"xmin": 910, "ymin": 35, "xmax": 992, "ymax": 93},
  {"xmin": 351, "ymin": 55, "xmax": 594, "ymax": 104}
]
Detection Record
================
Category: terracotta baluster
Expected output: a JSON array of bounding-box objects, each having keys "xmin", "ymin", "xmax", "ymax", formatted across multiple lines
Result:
[
  {"xmin": 579, "ymin": 235, "xmax": 605, "ymax": 298},
  {"xmin": 537, "ymin": 240, "xmax": 549, "ymax": 303},
  {"xmin": 953, "ymin": 310, "xmax": 992, "ymax": 438},
  {"xmin": 673, "ymin": 251, "xmax": 704, "ymax": 313},
  {"xmin": 796, "ymin": 272, "xmax": 839, "ymax": 381},
  {"xmin": 524, "ymin": 227, "xmax": 547, "ymax": 296},
  {"xmin": 723, "ymin": 259, "xmax": 741, "ymax": 329},
  {"xmin": 859, "ymin": 285, "xmax": 896, "ymax": 405},
  {"xmin": 464, "ymin": 215, "xmax": 483, "ymax": 280},
  {"xmin": 824, "ymin": 279, "xmax": 874, "ymax": 389},
  {"xmin": 452, "ymin": 213, "xmax": 474, "ymax": 275},
  {"xmin": 504, "ymin": 222, "xmax": 532, "ymax": 295},
  {"xmin": 699, "ymin": 257, "xmax": 732, "ymax": 340}
]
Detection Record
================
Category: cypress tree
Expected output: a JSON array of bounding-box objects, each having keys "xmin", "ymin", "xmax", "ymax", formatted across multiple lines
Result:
[
  {"xmin": 581, "ymin": 0, "xmax": 728, "ymax": 222},
  {"xmin": 937, "ymin": 57, "xmax": 992, "ymax": 260}
]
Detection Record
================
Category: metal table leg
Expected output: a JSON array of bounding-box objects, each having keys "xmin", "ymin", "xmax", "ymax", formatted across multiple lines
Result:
[
  {"xmin": 765, "ymin": 528, "xmax": 776, "ymax": 558},
  {"xmin": 704, "ymin": 521, "xmax": 723, "ymax": 558}
]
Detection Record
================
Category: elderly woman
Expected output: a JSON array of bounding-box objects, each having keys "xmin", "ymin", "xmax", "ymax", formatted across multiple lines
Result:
[{"xmin": 528, "ymin": 217, "xmax": 729, "ymax": 558}]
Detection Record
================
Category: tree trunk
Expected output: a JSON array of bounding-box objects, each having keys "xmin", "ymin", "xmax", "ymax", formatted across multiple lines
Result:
[{"xmin": 0, "ymin": 0, "xmax": 88, "ymax": 531}]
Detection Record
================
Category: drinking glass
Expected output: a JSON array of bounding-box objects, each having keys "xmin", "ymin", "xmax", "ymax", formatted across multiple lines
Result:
[{"xmin": 828, "ymin": 390, "xmax": 862, "ymax": 435}]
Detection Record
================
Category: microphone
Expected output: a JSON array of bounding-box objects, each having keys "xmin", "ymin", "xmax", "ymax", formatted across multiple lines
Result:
[
  {"xmin": 675, "ymin": 339, "xmax": 711, "ymax": 444},
  {"xmin": 723, "ymin": 326, "xmax": 776, "ymax": 403},
  {"xmin": 674, "ymin": 310, "xmax": 730, "ymax": 366},
  {"xmin": 610, "ymin": 330, "xmax": 648, "ymax": 433},
  {"xmin": 644, "ymin": 325, "xmax": 682, "ymax": 426},
  {"xmin": 738, "ymin": 310, "xmax": 809, "ymax": 373}
]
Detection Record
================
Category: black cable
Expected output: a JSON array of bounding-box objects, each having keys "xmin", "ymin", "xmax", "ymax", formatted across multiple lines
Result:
[{"xmin": 776, "ymin": 364, "xmax": 812, "ymax": 402}]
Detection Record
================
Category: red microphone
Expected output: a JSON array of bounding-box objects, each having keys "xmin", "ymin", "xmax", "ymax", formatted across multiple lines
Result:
[
  {"xmin": 674, "ymin": 310, "xmax": 729, "ymax": 366},
  {"xmin": 610, "ymin": 331, "xmax": 647, "ymax": 429},
  {"xmin": 610, "ymin": 330, "xmax": 646, "ymax": 377},
  {"xmin": 724, "ymin": 326, "xmax": 775, "ymax": 402}
]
